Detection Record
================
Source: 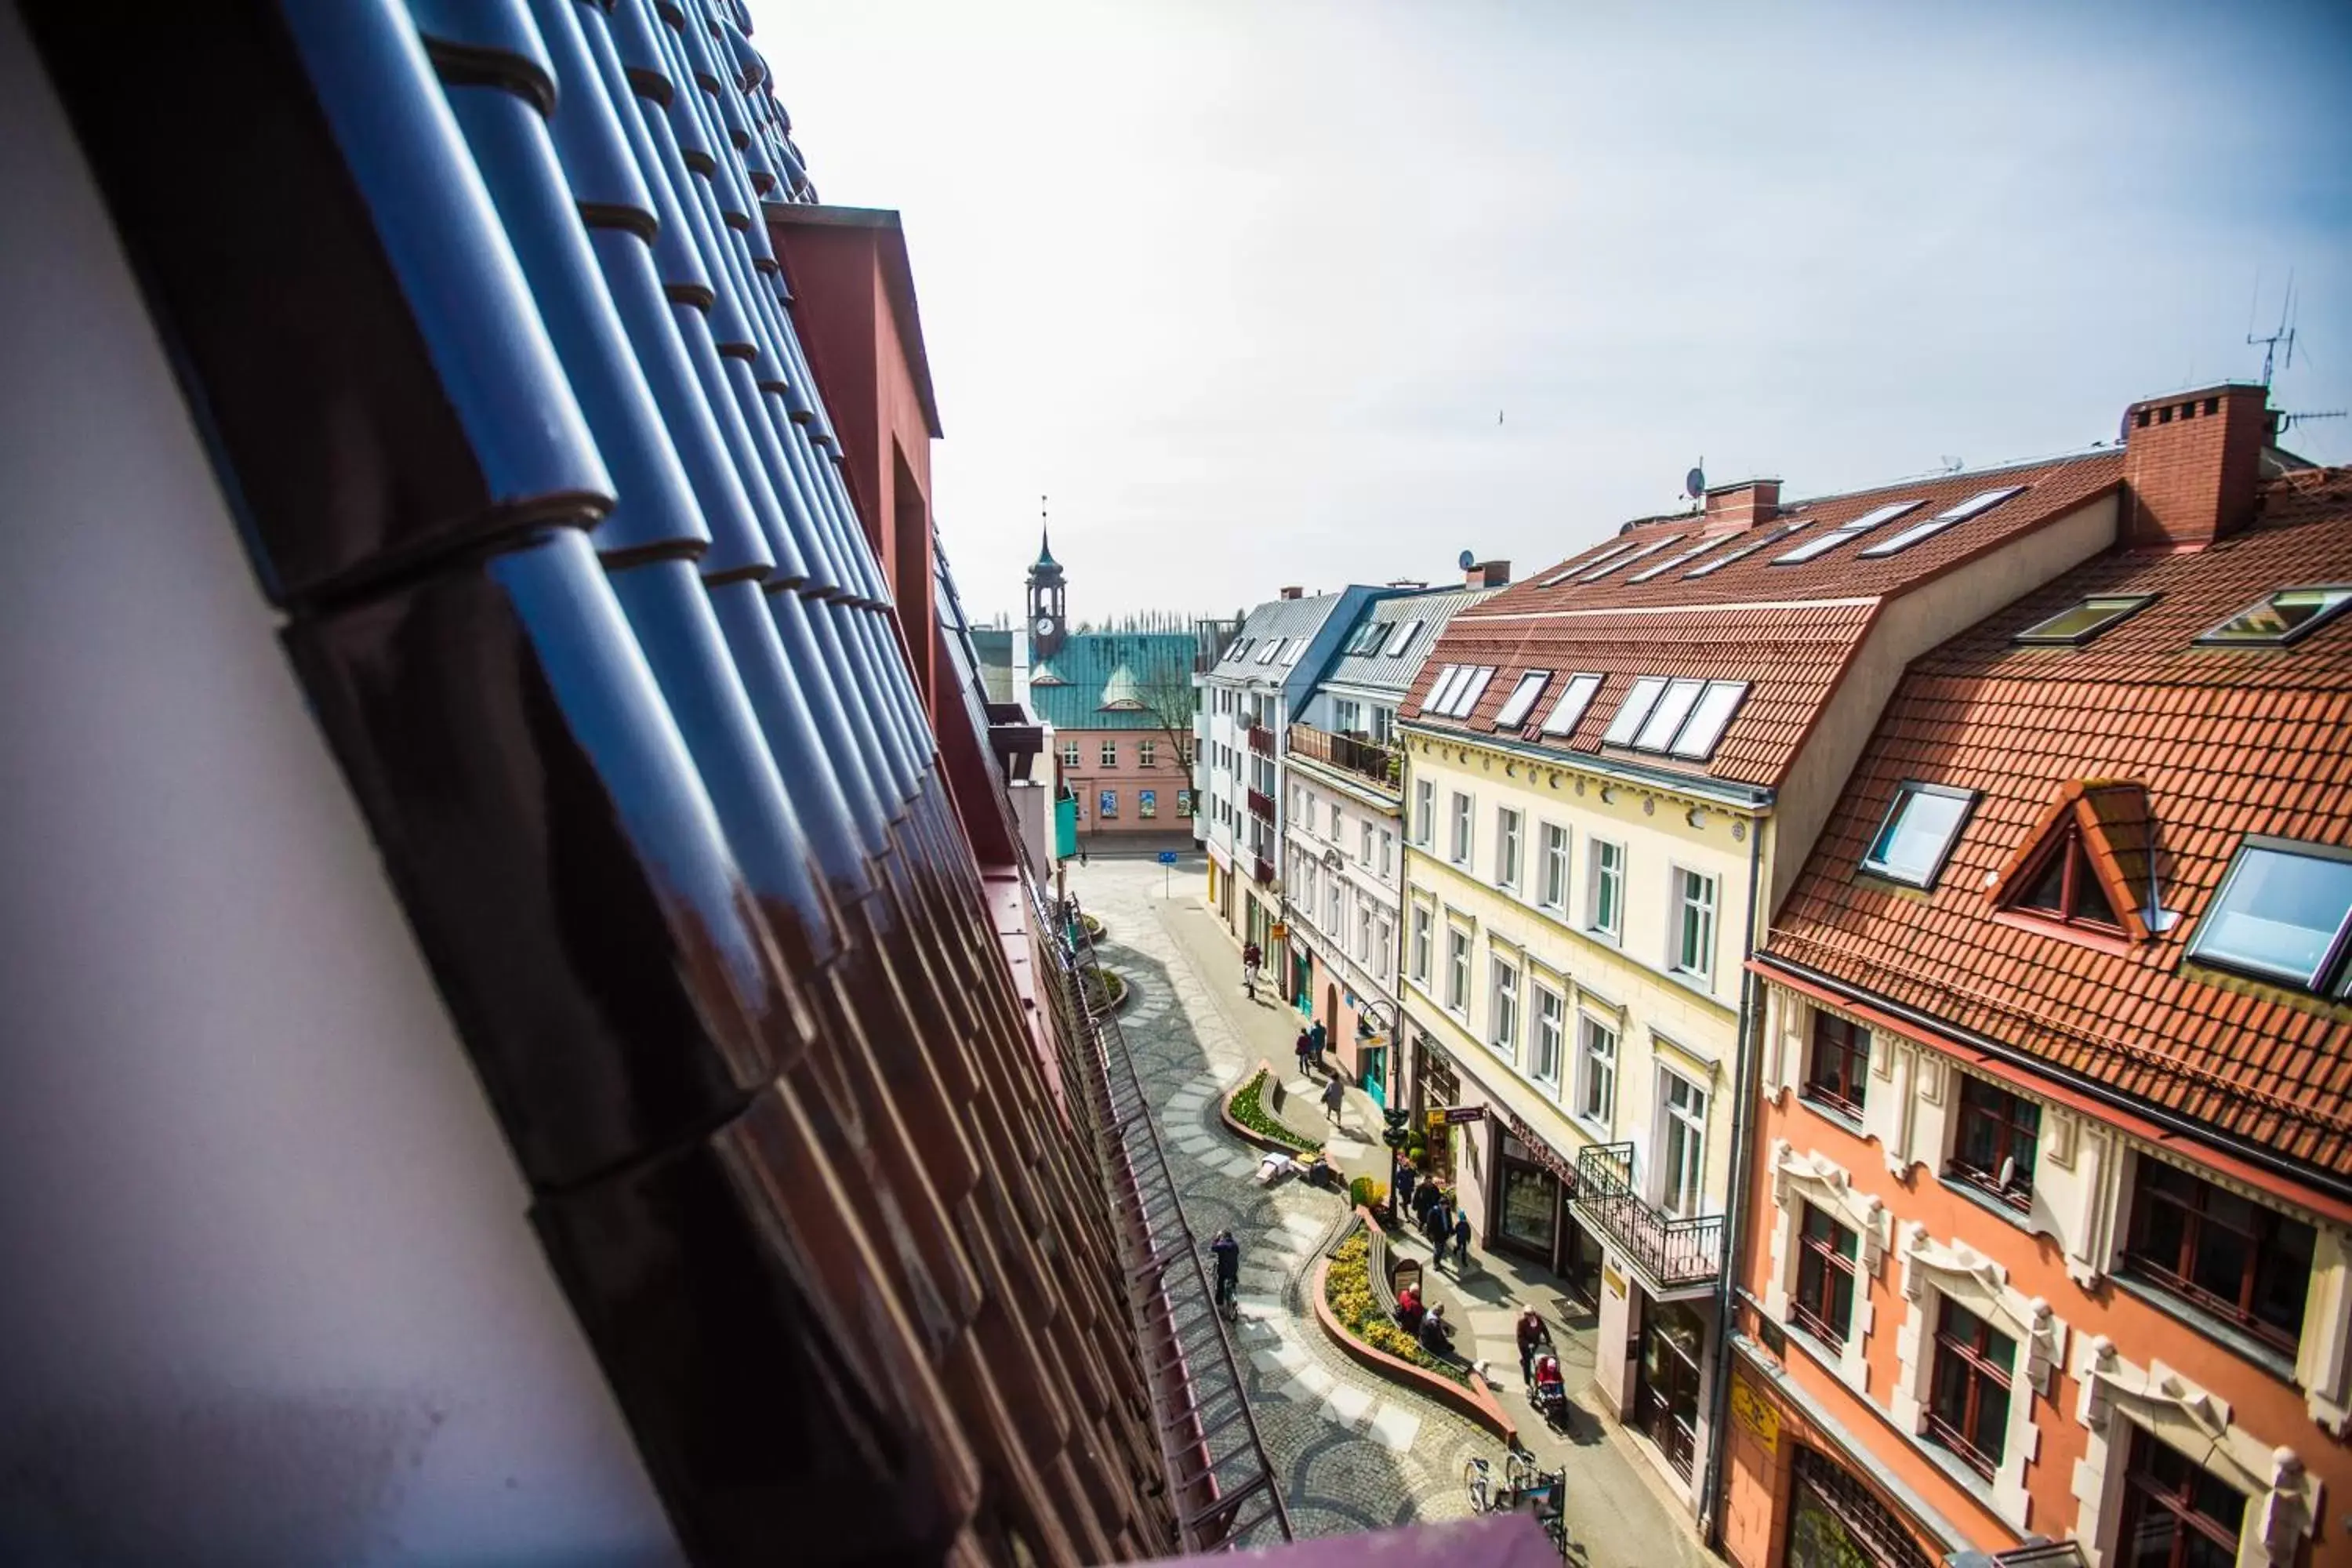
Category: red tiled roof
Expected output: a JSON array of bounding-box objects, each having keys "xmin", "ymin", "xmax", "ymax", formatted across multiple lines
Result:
[
  {"xmin": 1763, "ymin": 467, "xmax": 2352, "ymax": 1178},
  {"xmin": 1406, "ymin": 450, "xmax": 2126, "ymax": 786}
]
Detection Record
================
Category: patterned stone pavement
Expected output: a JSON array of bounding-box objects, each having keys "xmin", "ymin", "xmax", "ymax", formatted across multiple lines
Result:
[
  {"xmin": 1070, "ymin": 855, "xmax": 1722, "ymax": 1566},
  {"xmin": 1072, "ymin": 862, "xmax": 1488, "ymax": 1541}
]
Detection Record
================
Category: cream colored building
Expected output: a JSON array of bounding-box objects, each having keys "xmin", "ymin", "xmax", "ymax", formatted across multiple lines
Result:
[{"xmin": 1395, "ymin": 453, "xmax": 2128, "ymax": 1514}]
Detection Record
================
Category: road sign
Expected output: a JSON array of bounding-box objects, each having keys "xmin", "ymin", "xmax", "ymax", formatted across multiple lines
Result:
[{"xmin": 1157, "ymin": 851, "xmax": 1178, "ymax": 865}]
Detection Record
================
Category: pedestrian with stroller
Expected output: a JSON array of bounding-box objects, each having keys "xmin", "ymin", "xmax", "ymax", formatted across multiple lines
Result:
[{"xmin": 1516, "ymin": 1306, "xmax": 1552, "ymax": 1385}]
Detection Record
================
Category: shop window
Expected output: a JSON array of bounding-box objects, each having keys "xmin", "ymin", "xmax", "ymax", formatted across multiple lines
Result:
[
  {"xmin": 2116, "ymin": 1426, "xmax": 2246, "ymax": 1568},
  {"xmin": 1804, "ymin": 1013, "xmax": 1871, "ymax": 1120},
  {"xmin": 1791, "ymin": 1204, "xmax": 1859, "ymax": 1346},
  {"xmin": 2122, "ymin": 1157, "xmax": 2314, "ymax": 1355},
  {"xmin": 1947, "ymin": 1075, "xmax": 2038, "ymax": 1211},
  {"xmin": 1926, "ymin": 1300, "xmax": 2014, "ymax": 1479},
  {"xmin": 1498, "ymin": 1137, "xmax": 1560, "ymax": 1255},
  {"xmin": 1786, "ymin": 1447, "xmax": 1935, "ymax": 1568}
]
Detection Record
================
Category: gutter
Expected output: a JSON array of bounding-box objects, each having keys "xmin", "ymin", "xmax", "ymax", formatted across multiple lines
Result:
[
  {"xmin": 1397, "ymin": 720, "xmax": 1775, "ymax": 812},
  {"xmin": 1755, "ymin": 952, "xmax": 2352, "ymax": 1221},
  {"xmin": 1698, "ymin": 816, "xmax": 1767, "ymax": 1549}
]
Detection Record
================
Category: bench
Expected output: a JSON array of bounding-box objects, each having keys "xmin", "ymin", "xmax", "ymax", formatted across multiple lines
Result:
[
  {"xmin": 1263, "ymin": 1073, "xmax": 1286, "ymax": 1115},
  {"xmin": 1366, "ymin": 1225, "xmax": 1398, "ymax": 1319}
]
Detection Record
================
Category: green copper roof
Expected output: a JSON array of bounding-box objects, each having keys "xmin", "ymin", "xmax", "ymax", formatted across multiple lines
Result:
[{"xmin": 1028, "ymin": 633, "xmax": 1194, "ymax": 731}]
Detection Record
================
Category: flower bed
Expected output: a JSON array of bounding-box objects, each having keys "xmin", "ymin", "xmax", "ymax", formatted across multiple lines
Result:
[
  {"xmin": 1223, "ymin": 1068, "xmax": 1321, "ymax": 1154},
  {"xmin": 1082, "ymin": 968, "xmax": 1128, "ymax": 1014},
  {"xmin": 1323, "ymin": 1233, "xmax": 1465, "ymax": 1385},
  {"xmin": 1080, "ymin": 913, "xmax": 1105, "ymax": 942}
]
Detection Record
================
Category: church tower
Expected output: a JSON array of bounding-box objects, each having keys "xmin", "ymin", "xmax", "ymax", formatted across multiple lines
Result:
[{"xmin": 1026, "ymin": 515, "xmax": 1067, "ymax": 659}]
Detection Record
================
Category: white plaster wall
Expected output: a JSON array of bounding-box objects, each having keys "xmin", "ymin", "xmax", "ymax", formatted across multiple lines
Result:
[{"xmin": 0, "ymin": 17, "xmax": 679, "ymax": 1562}]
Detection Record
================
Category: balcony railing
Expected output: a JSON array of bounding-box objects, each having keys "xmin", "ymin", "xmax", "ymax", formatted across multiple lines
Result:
[
  {"xmin": 1246, "ymin": 787, "xmax": 1276, "ymax": 823},
  {"xmin": 1570, "ymin": 1143, "xmax": 1724, "ymax": 1292},
  {"xmin": 1247, "ymin": 723, "xmax": 1276, "ymax": 757},
  {"xmin": 1254, "ymin": 856, "xmax": 1276, "ymax": 887},
  {"xmin": 1286, "ymin": 723, "xmax": 1400, "ymax": 795}
]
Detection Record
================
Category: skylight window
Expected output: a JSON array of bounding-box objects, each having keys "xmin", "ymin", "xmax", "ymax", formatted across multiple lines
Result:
[
  {"xmin": 1423, "ymin": 664, "xmax": 1463, "ymax": 712},
  {"xmin": 1668, "ymin": 681, "xmax": 1749, "ymax": 760},
  {"xmin": 1492, "ymin": 670, "xmax": 1551, "ymax": 729},
  {"xmin": 1447, "ymin": 666, "xmax": 1497, "ymax": 717},
  {"xmin": 1772, "ymin": 500, "xmax": 1922, "ymax": 564},
  {"xmin": 1856, "ymin": 486, "xmax": 2026, "ymax": 559},
  {"xmin": 1632, "ymin": 679, "xmax": 1707, "ymax": 750},
  {"xmin": 2013, "ymin": 595, "xmax": 2158, "ymax": 647},
  {"xmin": 1583, "ymin": 535, "xmax": 1683, "ymax": 583},
  {"xmin": 1686, "ymin": 522, "xmax": 1809, "ymax": 579},
  {"xmin": 1345, "ymin": 621, "xmax": 1386, "ymax": 655},
  {"xmin": 1384, "ymin": 620, "xmax": 1422, "ymax": 658},
  {"xmin": 1544, "ymin": 543, "xmax": 1639, "ymax": 587},
  {"xmin": 1629, "ymin": 537, "xmax": 1733, "ymax": 583},
  {"xmin": 1282, "ymin": 637, "xmax": 1305, "ymax": 664},
  {"xmin": 2194, "ymin": 586, "xmax": 2352, "ymax": 647},
  {"xmin": 1602, "ymin": 677, "xmax": 1668, "ymax": 744},
  {"xmin": 2187, "ymin": 837, "xmax": 2352, "ymax": 995},
  {"xmin": 1255, "ymin": 639, "xmax": 1282, "ymax": 664},
  {"xmin": 1860, "ymin": 782, "xmax": 1976, "ymax": 887},
  {"xmin": 1539, "ymin": 673, "xmax": 1604, "ymax": 736}
]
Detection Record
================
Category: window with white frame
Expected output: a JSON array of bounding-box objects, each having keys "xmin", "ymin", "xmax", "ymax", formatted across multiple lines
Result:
[
  {"xmin": 1327, "ymin": 802, "xmax": 1342, "ymax": 839},
  {"xmin": 1658, "ymin": 1069, "xmax": 1708, "ymax": 1217},
  {"xmin": 1359, "ymin": 822, "xmax": 1374, "ymax": 866},
  {"xmin": 1533, "ymin": 986, "xmax": 1565, "ymax": 1087},
  {"xmin": 1588, "ymin": 839, "xmax": 1624, "ymax": 941},
  {"xmin": 1356, "ymin": 903, "xmax": 1372, "ymax": 964},
  {"xmin": 1139, "ymin": 739, "xmax": 1157, "ymax": 768},
  {"xmin": 1413, "ymin": 779, "xmax": 1433, "ymax": 846},
  {"xmin": 1101, "ymin": 740, "xmax": 1119, "ymax": 766},
  {"xmin": 1672, "ymin": 867, "xmax": 1718, "ymax": 982},
  {"xmin": 1496, "ymin": 808, "xmax": 1523, "ymax": 891},
  {"xmin": 1539, "ymin": 823, "xmax": 1569, "ymax": 909},
  {"xmin": 1326, "ymin": 877, "xmax": 1341, "ymax": 935},
  {"xmin": 1446, "ymin": 927, "xmax": 1470, "ymax": 1012},
  {"xmin": 1577, "ymin": 1016, "xmax": 1617, "ymax": 1125},
  {"xmin": 1379, "ymin": 829, "xmax": 1394, "ymax": 879},
  {"xmin": 1062, "ymin": 741, "xmax": 1080, "ymax": 768},
  {"xmin": 1490, "ymin": 957, "xmax": 1519, "ymax": 1054},
  {"xmin": 1374, "ymin": 916, "xmax": 1393, "ymax": 981},
  {"xmin": 1450, "ymin": 792, "xmax": 1474, "ymax": 865},
  {"xmin": 1410, "ymin": 905, "xmax": 1432, "ymax": 985}
]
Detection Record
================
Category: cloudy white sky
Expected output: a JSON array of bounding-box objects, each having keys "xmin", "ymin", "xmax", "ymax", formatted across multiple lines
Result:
[{"xmin": 753, "ymin": 0, "xmax": 2352, "ymax": 626}]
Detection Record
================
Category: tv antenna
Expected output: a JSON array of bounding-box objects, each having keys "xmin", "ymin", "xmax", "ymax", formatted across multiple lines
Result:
[{"xmin": 2247, "ymin": 268, "xmax": 2299, "ymax": 387}]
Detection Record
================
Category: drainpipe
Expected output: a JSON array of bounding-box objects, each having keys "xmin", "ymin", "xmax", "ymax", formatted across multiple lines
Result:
[{"xmin": 1698, "ymin": 817, "xmax": 1768, "ymax": 1551}]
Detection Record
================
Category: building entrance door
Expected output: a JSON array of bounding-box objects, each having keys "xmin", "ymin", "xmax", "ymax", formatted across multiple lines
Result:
[
  {"xmin": 1634, "ymin": 1296, "xmax": 1704, "ymax": 1482},
  {"xmin": 1361, "ymin": 1044, "xmax": 1387, "ymax": 1107},
  {"xmin": 1323, "ymin": 982, "xmax": 1338, "ymax": 1044},
  {"xmin": 1291, "ymin": 951, "xmax": 1311, "ymax": 1011}
]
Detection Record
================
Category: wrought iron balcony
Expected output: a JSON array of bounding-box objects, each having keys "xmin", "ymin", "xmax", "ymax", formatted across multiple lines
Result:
[
  {"xmin": 1287, "ymin": 722, "xmax": 1400, "ymax": 797},
  {"xmin": 1570, "ymin": 1143, "xmax": 1724, "ymax": 1293},
  {"xmin": 1246, "ymin": 786, "xmax": 1276, "ymax": 824},
  {"xmin": 1247, "ymin": 723, "xmax": 1276, "ymax": 757}
]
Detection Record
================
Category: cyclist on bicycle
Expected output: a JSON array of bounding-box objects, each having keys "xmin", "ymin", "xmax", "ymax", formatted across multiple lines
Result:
[{"xmin": 1208, "ymin": 1228, "xmax": 1241, "ymax": 1310}]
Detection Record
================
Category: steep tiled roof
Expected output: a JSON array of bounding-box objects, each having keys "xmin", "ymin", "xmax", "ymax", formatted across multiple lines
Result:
[
  {"xmin": 1321, "ymin": 584, "xmax": 1501, "ymax": 695},
  {"xmin": 1027, "ymin": 632, "xmax": 1195, "ymax": 731},
  {"xmin": 1764, "ymin": 468, "xmax": 2352, "ymax": 1180},
  {"xmin": 1406, "ymin": 450, "xmax": 2125, "ymax": 787}
]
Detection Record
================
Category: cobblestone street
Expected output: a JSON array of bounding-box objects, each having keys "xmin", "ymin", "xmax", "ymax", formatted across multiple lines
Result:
[{"xmin": 1069, "ymin": 855, "xmax": 1718, "ymax": 1565}]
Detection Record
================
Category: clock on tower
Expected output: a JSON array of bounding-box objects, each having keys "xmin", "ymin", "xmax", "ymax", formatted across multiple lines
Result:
[{"xmin": 1026, "ymin": 521, "xmax": 1067, "ymax": 659}]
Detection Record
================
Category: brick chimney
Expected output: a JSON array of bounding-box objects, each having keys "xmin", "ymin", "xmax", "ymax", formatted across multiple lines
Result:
[
  {"xmin": 1279, "ymin": 585, "xmax": 1304, "ymax": 600},
  {"xmin": 2121, "ymin": 383, "xmax": 2274, "ymax": 550},
  {"xmin": 1465, "ymin": 559, "xmax": 1512, "ymax": 587},
  {"xmin": 1702, "ymin": 479, "xmax": 1781, "ymax": 532}
]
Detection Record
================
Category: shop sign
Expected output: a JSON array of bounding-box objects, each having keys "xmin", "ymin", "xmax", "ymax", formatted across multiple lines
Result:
[
  {"xmin": 1442, "ymin": 1106, "xmax": 1485, "ymax": 1126},
  {"xmin": 1426, "ymin": 1110, "xmax": 1450, "ymax": 1132},
  {"xmin": 1729, "ymin": 1373, "xmax": 1779, "ymax": 1457},
  {"xmin": 1602, "ymin": 1265, "xmax": 1627, "ymax": 1298},
  {"xmin": 1269, "ymin": 923, "xmax": 1288, "ymax": 940},
  {"xmin": 1503, "ymin": 1110, "xmax": 1577, "ymax": 1190}
]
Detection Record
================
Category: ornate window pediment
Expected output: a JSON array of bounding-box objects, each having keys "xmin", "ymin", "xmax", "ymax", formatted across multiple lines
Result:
[
  {"xmin": 1896, "ymin": 1223, "xmax": 2064, "ymax": 1393},
  {"xmin": 1769, "ymin": 1140, "xmax": 1891, "ymax": 1270}
]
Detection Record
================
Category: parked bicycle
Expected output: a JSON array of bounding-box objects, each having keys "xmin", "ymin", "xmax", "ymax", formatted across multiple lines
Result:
[{"xmin": 1463, "ymin": 1445, "xmax": 1569, "ymax": 1558}]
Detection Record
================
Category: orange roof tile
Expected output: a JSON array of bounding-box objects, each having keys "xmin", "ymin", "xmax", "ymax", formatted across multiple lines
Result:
[
  {"xmin": 1763, "ymin": 466, "xmax": 2352, "ymax": 1181},
  {"xmin": 1406, "ymin": 450, "xmax": 2125, "ymax": 786}
]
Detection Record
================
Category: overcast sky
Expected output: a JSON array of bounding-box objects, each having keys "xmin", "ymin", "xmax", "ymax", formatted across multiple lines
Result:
[{"xmin": 752, "ymin": 0, "xmax": 2352, "ymax": 626}]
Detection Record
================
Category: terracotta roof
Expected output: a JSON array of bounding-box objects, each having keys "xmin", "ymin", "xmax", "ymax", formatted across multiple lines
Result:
[
  {"xmin": 1763, "ymin": 467, "xmax": 2352, "ymax": 1180},
  {"xmin": 1405, "ymin": 450, "xmax": 2126, "ymax": 786}
]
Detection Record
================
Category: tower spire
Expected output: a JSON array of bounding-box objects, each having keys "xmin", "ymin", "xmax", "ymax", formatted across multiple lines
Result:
[{"xmin": 1034, "ymin": 494, "xmax": 1058, "ymax": 569}]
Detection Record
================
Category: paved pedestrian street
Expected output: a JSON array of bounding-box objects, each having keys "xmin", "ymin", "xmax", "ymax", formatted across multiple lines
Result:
[{"xmin": 1067, "ymin": 855, "xmax": 1718, "ymax": 1565}]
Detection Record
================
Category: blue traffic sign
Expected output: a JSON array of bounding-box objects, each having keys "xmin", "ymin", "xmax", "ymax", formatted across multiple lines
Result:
[{"xmin": 1157, "ymin": 851, "xmax": 1178, "ymax": 865}]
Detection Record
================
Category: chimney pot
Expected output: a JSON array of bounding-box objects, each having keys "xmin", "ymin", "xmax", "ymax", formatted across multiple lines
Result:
[
  {"xmin": 1702, "ymin": 479, "xmax": 1782, "ymax": 532},
  {"xmin": 2121, "ymin": 383, "xmax": 2270, "ymax": 549},
  {"xmin": 1279, "ymin": 585, "xmax": 1304, "ymax": 600},
  {"xmin": 1466, "ymin": 559, "xmax": 1512, "ymax": 587}
]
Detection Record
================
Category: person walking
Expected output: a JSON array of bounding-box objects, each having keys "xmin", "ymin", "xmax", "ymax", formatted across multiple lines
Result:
[
  {"xmin": 1320, "ymin": 1073, "xmax": 1345, "ymax": 1126},
  {"xmin": 1393, "ymin": 1159, "xmax": 1418, "ymax": 1218},
  {"xmin": 1420, "ymin": 1195, "xmax": 1447, "ymax": 1258},
  {"xmin": 1294, "ymin": 1028, "xmax": 1314, "ymax": 1077},
  {"xmin": 1450, "ymin": 1210, "xmax": 1473, "ymax": 1272},
  {"xmin": 1516, "ymin": 1305, "xmax": 1552, "ymax": 1386},
  {"xmin": 1308, "ymin": 1019, "xmax": 1328, "ymax": 1065},
  {"xmin": 1207, "ymin": 1228, "xmax": 1241, "ymax": 1319},
  {"xmin": 1241, "ymin": 942, "xmax": 1262, "ymax": 1001}
]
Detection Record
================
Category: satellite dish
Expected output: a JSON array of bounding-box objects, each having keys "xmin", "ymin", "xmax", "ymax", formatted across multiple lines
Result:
[
  {"xmin": 1685, "ymin": 465, "xmax": 1707, "ymax": 499},
  {"xmin": 1457, "ymin": 548, "xmax": 1476, "ymax": 571}
]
